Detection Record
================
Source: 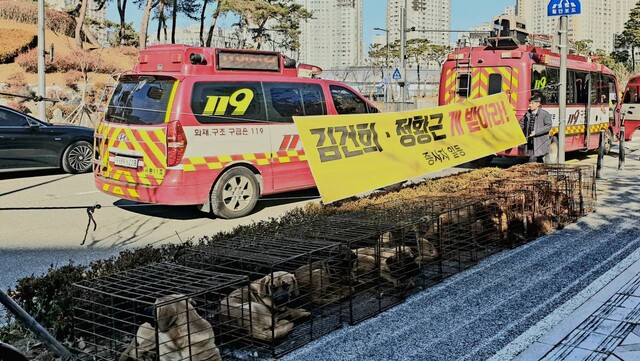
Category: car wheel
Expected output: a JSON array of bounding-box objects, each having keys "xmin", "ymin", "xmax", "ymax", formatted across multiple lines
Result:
[
  {"xmin": 210, "ymin": 167, "xmax": 259, "ymax": 219},
  {"xmin": 544, "ymin": 136, "xmax": 559, "ymax": 164},
  {"xmin": 62, "ymin": 140, "xmax": 93, "ymax": 174}
]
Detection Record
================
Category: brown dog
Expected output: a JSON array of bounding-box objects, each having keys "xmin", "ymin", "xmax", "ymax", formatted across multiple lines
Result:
[
  {"xmin": 294, "ymin": 246, "xmax": 357, "ymax": 305},
  {"xmin": 220, "ymin": 271, "xmax": 310, "ymax": 342},
  {"xmin": 353, "ymin": 246, "xmax": 421, "ymax": 288},
  {"xmin": 381, "ymin": 230, "xmax": 439, "ymax": 265},
  {"xmin": 119, "ymin": 294, "xmax": 222, "ymax": 361}
]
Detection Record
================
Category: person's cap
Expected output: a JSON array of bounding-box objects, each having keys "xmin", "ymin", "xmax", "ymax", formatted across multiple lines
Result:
[{"xmin": 529, "ymin": 95, "xmax": 541, "ymax": 103}]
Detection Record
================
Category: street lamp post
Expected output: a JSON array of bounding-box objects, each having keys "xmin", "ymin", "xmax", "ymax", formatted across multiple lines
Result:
[{"xmin": 374, "ymin": 27, "xmax": 389, "ymax": 102}]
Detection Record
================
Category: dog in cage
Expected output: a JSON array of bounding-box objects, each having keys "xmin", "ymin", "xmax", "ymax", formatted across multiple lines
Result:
[
  {"xmin": 294, "ymin": 246, "xmax": 357, "ymax": 305},
  {"xmin": 219, "ymin": 271, "xmax": 310, "ymax": 342},
  {"xmin": 352, "ymin": 245, "xmax": 421, "ymax": 288},
  {"xmin": 119, "ymin": 294, "xmax": 222, "ymax": 361},
  {"xmin": 380, "ymin": 230, "xmax": 439, "ymax": 265}
]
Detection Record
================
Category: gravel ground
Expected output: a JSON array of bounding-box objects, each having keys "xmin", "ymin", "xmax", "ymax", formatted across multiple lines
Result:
[{"xmin": 280, "ymin": 158, "xmax": 640, "ymax": 361}]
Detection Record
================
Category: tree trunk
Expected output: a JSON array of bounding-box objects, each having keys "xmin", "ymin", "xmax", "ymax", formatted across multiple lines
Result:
[
  {"xmin": 199, "ymin": 0, "xmax": 208, "ymax": 47},
  {"xmin": 417, "ymin": 61, "xmax": 421, "ymax": 98},
  {"xmin": 171, "ymin": 0, "xmax": 178, "ymax": 44},
  {"xmin": 82, "ymin": 24, "xmax": 102, "ymax": 47},
  {"xmin": 156, "ymin": 1, "xmax": 165, "ymax": 42},
  {"xmin": 117, "ymin": 0, "xmax": 127, "ymax": 45},
  {"xmin": 75, "ymin": 0, "xmax": 88, "ymax": 49},
  {"xmin": 205, "ymin": 4, "xmax": 222, "ymax": 47},
  {"xmin": 140, "ymin": 0, "xmax": 154, "ymax": 50},
  {"xmin": 633, "ymin": 45, "xmax": 637, "ymax": 72}
]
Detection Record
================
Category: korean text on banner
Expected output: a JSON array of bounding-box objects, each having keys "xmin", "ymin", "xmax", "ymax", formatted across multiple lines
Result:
[{"xmin": 293, "ymin": 93, "xmax": 526, "ymax": 203}]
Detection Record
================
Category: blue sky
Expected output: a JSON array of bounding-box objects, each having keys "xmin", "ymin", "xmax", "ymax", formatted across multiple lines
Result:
[{"xmin": 107, "ymin": 0, "xmax": 517, "ymax": 46}]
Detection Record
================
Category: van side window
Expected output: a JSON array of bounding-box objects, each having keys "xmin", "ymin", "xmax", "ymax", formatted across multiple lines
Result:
[
  {"xmin": 190, "ymin": 82, "xmax": 266, "ymax": 124},
  {"xmin": 330, "ymin": 85, "xmax": 368, "ymax": 114},
  {"xmin": 625, "ymin": 85, "xmax": 639, "ymax": 104},
  {"xmin": 457, "ymin": 74, "xmax": 470, "ymax": 97},
  {"xmin": 574, "ymin": 72, "xmax": 589, "ymax": 104},
  {"xmin": 488, "ymin": 74, "xmax": 502, "ymax": 95},
  {"xmin": 263, "ymin": 83, "xmax": 326, "ymax": 122}
]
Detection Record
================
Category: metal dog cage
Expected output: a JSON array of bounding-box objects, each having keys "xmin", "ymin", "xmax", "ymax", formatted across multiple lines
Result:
[
  {"xmin": 281, "ymin": 207, "xmax": 431, "ymax": 325},
  {"xmin": 72, "ymin": 263, "xmax": 251, "ymax": 361},
  {"xmin": 511, "ymin": 163, "xmax": 597, "ymax": 223},
  {"xmin": 176, "ymin": 236, "xmax": 343, "ymax": 358}
]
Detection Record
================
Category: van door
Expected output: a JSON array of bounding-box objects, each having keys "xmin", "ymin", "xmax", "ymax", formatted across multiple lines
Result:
[
  {"xmin": 622, "ymin": 78, "xmax": 640, "ymax": 140},
  {"xmin": 264, "ymin": 82, "xmax": 326, "ymax": 192},
  {"xmin": 95, "ymin": 76, "xmax": 176, "ymax": 188}
]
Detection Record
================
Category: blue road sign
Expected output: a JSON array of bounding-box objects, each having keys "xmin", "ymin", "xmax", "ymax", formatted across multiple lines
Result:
[
  {"xmin": 392, "ymin": 68, "xmax": 401, "ymax": 80},
  {"xmin": 548, "ymin": 0, "xmax": 581, "ymax": 17}
]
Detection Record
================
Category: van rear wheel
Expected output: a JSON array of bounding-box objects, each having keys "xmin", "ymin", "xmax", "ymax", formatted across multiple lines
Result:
[{"xmin": 210, "ymin": 167, "xmax": 259, "ymax": 219}]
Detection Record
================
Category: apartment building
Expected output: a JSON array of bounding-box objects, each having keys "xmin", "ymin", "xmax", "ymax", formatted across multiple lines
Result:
[
  {"xmin": 516, "ymin": 0, "xmax": 636, "ymax": 53},
  {"xmin": 386, "ymin": 0, "xmax": 451, "ymax": 46},
  {"xmin": 296, "ymin": 0, "xmax": 364, "ymax": 69}
]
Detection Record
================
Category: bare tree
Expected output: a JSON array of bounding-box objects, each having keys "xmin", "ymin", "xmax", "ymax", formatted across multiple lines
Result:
[{"xmin": 139, "ymin": 0, "xmax": 155, "ymax": 49}]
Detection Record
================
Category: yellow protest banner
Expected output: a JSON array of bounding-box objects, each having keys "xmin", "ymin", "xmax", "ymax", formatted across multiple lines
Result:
[{"xmin": 294, "ymin": 92, "xmax": 526, "ymax": 203}]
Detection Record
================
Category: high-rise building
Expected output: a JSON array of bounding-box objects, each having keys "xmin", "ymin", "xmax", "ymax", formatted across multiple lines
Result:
[
  {"xmin": 386, "ymin": 0, "xmax": 451, "ymax": 46},
  {"xmin": 46, "ymin": 0, "xmax": 108, "ymax": 46},
  {"xmin": 516, "ymin": 0, "xmax": 636, "ymax": 53},
  {"xmin": 296, "ymin": 0, "xmax": 363, "ymax": 69}
]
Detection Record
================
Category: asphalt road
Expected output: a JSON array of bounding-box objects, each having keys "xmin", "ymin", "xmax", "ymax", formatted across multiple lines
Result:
[{"xmin": 0, "ymin": 169, "xmax": 321, "ymax": 291}]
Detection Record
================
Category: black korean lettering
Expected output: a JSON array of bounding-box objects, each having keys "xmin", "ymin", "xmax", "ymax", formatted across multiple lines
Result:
[
  {"xmin": 413, "ymin": 115, "xmax": 432, "ymax": 144},
  {"xmin": 195, "ymin": 129, "xmax": 202, "ymax": 136},
  {"xmin": 428, "ymin": 113, "xmax": 447, "ymax": 141},
  {"xmin": 310, "ymin": 128, "xmax": 327, "ymax": 147},
  {"xmin": 340, "ymin": 125, "xmax": 364, "ymax": 158},
  {"xmin": 437, "ymin": 148, "xmax": 450, "ymax": 161},
  {"xmin": 422, "ymin": 152, "xmax": 435, "ymax": 165},
  {"xmin": 356, "ymin": 123, "xmax": 383, "ymax": 153},
  {"xmin": 396, "ymin": 118, "xmax": 416, "ymax": 147},
  {"xmin": 318, "ymin": 146, "xmax": 342, "ymax": 162},
  {"xmin": 454, "ymin": 145, "xmax": 466, "ymax": 157}
]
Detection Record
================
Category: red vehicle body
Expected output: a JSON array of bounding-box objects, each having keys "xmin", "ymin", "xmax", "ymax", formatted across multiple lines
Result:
[
  {"xmin": 439, "ymin": 44, "xmax": 620, "ymax": 161},
  {"xmin": 94, "ymin": 45, "xmax": 379, "ymax": 218},
  {"xmin": 620, "ymin": 74, "xmax": 640, "ymax": 140}
]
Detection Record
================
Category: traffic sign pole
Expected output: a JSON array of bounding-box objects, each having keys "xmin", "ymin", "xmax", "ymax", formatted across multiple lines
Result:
[
  {"xmin": 547, "ymin": 0, "xmax": 581, "ymax": 164},
  {"xmin": 558, "ymin": 15, "xmax": 567, "ymax": 164}
]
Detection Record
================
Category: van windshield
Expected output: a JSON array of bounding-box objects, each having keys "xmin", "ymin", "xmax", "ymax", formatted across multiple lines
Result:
[{"xmin": 106, "ymin": 76, "xmax": 176, "ymax": 125}]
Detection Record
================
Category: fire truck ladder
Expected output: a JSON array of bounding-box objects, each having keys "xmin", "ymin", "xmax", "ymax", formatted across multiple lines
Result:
[{"xmin": 454, "ymin": 37, "xmax": 472, "ymax": 99}]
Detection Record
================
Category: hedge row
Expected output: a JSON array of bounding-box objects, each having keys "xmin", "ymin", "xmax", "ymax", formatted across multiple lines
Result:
[
  {"xmin": 0, "ymin": 29, "xmax": 36, "ymax": 64},
  {"xmin": 0, "ymin": 0, "xmax": 75, "ymax": 37}
]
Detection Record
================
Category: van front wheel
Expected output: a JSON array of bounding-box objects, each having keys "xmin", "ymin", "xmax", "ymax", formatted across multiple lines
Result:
[{"xmin": 210, "ymin": 167, "xmax": 259, "ymax": 219}]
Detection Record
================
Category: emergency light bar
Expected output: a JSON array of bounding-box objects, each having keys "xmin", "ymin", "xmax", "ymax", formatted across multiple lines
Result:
[{"xmin": 216, "ymin": 49, "xmax": 280, "ymax": 71}]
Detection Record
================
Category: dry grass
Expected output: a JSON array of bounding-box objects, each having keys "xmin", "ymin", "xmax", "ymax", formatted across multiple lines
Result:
[
  {"xmin": 0, "ymin": 28, "xmax": 36, "ymax": 63},
  {"xmin": 0, "ymin": 19, "xmax": 136, "ymax": 86}
]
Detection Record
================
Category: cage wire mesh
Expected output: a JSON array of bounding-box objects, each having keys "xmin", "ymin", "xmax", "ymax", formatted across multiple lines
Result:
[
  {"xmin": 510, "ymin": 163, "xmax": 597, "ymax": 222},
  {"xmin": 72, "ymin": 263, "xmax": 251, "ymax": 361},
  {"xmin": 279, "ymin": 204, "xmax": 434, "ymax": 325},
  {"xmin": 68, "ymin": 164, "xmax": 597, "ymax": 360},
  {"xmin": 176, "ymin": 235, "xmax": 343, "ymax": 358}
]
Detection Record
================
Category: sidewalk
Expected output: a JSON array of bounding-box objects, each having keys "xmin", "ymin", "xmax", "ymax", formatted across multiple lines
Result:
[{"xmin": 509, "ymin": 143, "xmax": 640, "ymax": 361}]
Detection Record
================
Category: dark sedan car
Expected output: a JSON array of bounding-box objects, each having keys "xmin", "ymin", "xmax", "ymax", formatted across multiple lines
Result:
[{"xmin": 0, "ymin": 105, "xmax": 94, "ymax": 174}]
